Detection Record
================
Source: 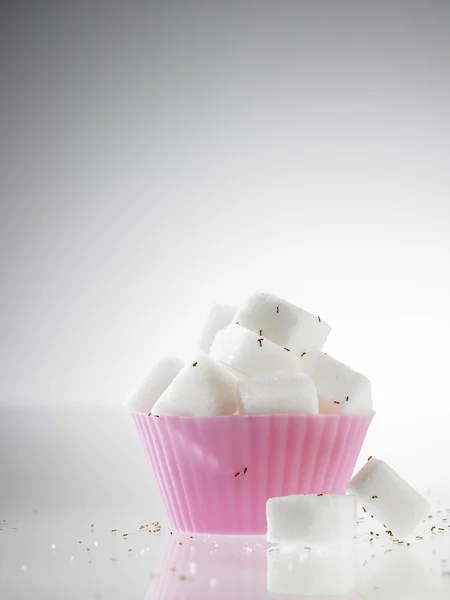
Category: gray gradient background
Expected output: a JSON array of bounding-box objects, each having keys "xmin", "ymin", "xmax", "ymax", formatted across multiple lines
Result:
[{"xmin": 1, "ymin": 1, "xmax": 450, "ymax": 498}]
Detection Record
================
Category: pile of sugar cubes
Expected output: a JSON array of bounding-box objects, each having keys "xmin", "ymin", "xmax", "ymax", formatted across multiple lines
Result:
[
  {"xmin": 126, "ymin": 291, "xmax": 429, "ymax": 542},
  {"xmin": 267, "ymin": 457, "xmax": 430, "ymax": 546},
  {"xmin": 126, "ymin": 291, "xmax": 373, "ymax": 417}
]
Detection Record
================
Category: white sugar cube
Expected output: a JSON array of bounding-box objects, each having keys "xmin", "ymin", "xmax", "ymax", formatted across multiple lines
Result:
[
  {"xmin": 238, "ymin": 373, "xmax": 318, "ymax": 415},
  {"xmin": 267, "ymin": 544, "xmax": 357, "ymax": 596},
  {"xmin": 348, "ymin": 458, "xmax": 430, "ymax": 538},
  {"xmin": 318, "ymin": 393, "xmax": 343, "ymax": 414},
  {"xmin": 299, "ymin": 351, "xmax": 372, "ymax": 415},
  {"xmin": 124, "ymin": 355, "xmax": 184, "ymax": 414},
  {"xmin": 149, "ymin": 395, "xmax": 184, "ymax": 416},
  {"xmin": 198, "ymin": 303, "xmax": 237, "ymax": 353},
  {"xmin": 267, "ymin": 494, "xmax": 357, "ymax": 545},
  {"xmin": 151, "ymin": 353, "xmax": 239, "ymax": 416},
  {"xmin": 233, "ymin": 292, "xmax": 331, "ymax": 354},
  {"xmin": 210, "ymin": 324, "xmax": 302, "ymax": 378}
]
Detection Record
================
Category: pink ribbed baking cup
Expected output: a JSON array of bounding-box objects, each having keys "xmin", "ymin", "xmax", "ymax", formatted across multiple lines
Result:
[{"xmin": 132, "ymin": 413, "xmax": 373, "ymax": 534}]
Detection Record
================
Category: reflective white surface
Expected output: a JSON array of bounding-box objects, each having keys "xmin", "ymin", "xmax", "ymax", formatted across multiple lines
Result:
[
  {"xmin": 2, "ymin": 509, "xmax": 450, "ymax": 599},
  {"xmin": 1, "ymin": 408, "xmax": 450, "ymax": 598}
]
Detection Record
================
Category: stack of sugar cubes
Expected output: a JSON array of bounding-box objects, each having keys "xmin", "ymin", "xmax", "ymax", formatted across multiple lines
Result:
[
  {"xmin": 126, "ymin": 291, "xmax": 429, "ymax": 541},
  {"xmin": 126, "ymin": 292, "xmax": 373, "ymax": 418}
]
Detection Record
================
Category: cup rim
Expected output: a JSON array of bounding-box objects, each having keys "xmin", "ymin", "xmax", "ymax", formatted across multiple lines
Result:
[{"xmin": 132, "ymin": 411, "xmax": 376, "ymax": 420}]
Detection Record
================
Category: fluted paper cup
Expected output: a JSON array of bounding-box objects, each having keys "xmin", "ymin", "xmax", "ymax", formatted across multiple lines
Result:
[{"xmin": 132, "ymin": 413, "xmax": 373, "ymax": 534}]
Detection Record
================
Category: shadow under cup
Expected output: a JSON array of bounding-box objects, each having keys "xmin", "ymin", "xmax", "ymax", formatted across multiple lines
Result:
[{"xmin": 132, "ymin": 412, "xmax": 373, "ymax": 534}]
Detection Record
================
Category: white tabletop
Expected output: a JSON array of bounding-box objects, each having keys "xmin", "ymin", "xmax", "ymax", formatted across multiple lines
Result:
[{"xmin": 2, "ymin": 505, "xmax": 450, "ymax": 599}]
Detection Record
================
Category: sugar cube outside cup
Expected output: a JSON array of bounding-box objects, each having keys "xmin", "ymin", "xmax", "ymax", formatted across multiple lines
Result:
[
  {"xmin": 238, "ymin": 373, "xmax": 319, "ymax": 415},
  {"xmin": 210, "ymin": 324, "xmax": 302, "ymax": 377},
  {"xmin": 152, "ymin": 352, "xmax": 239, "ymax": 417},
  {"xmin": 299, "ymin": 351, "xmax": 372, "ymax": 415},
  {"xmin": 233, "ymin": 292, "xmax": 331, "ymax": 354},
  {"xmin": 348, "ymin": 458, "xmax": 430, "ymax": 538},
  {"xmin": 124, "ymin": 355, "xmax": 184, "ymax": 414},
  {"xmin": 266, "ymin": 494, "xmax": 357, "ymax": 545},
  {"xmin": 198, "ymin": 303, "xmax": 237, "ymax": 353}
]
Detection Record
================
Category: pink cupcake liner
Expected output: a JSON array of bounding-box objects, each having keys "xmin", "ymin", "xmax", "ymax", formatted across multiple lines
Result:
[{"xmin": 132, "ymin": 413, "xmax": 373, "ymax": 534}]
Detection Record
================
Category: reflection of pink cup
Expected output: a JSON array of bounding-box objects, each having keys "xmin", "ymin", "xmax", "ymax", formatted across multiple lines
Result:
[
  {"xmin": 145, "ymin": 533, "xmax": 268, "ymax": 600},
  {"xmin": 133, "ymin": 413, "xmax": 373, "ymax": 534},
  {"xmin": 145, "ymin": 534, "xmax": 360, "ymax": 600}
]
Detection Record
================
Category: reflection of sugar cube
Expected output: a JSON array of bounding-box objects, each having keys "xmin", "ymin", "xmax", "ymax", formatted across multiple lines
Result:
[
  {"xmin": 124, "ymin": 355, "xmax": 183, "ymax": 413},
  {"xmin": 357, "ymin": 549, "xmax": 431, "ymax": 600},
  {"xmin": 152, "ymin": 353, "xmax": 239, "ymax": 416},
  {"xmin": 348, "ymin": 458, "xmax": 430, "ymax": 537},
  {"xmin": 198, "ymin": 303, "xmax": 237, "ymax": 353},
  {"xmin": 267, "ymin": 494, "xmax": 357, "ymax": 545},
  {"xmin": 238, "ymin": 373, "xmax": 318, "ymax": 415},
  {"xmin": 267, "ymin": 544, "xmax": 357, "ymax": 596},
  {"xmin": 210, "ymin": 324, "xmax": 302, "ymax": 377},
  {"xmin": 299, "ymin": 351, "xmax": 372, "ymax": 415},
  {"xmin": 233, "ymin": 292, "xmax": 331, "ymax": 354}
]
